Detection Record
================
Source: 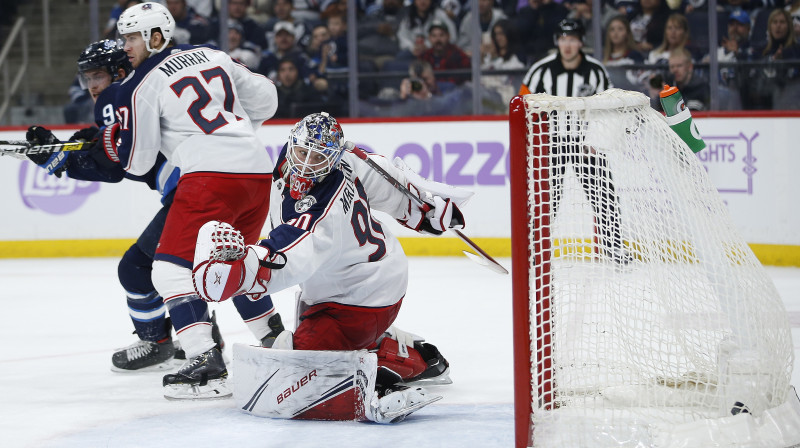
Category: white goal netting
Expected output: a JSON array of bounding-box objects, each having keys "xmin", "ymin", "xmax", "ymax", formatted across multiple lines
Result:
[{"xmin": 510, "ymin": 89, "xmax": 799, "ymax": 447}]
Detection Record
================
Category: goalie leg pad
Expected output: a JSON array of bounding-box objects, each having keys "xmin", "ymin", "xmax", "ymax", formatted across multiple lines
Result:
[{"xmin": 233, "ymin": 344, "xmax": 376, "ymax": 421}]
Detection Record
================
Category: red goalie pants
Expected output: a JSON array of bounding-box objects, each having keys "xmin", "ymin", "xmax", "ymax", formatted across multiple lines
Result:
[
  {"xmin": 156, "ymin": 172, "xmax": 272, "ymax": 266},
  {"xmin": 293, "ymin": 300, "xmax": 403, "ymax": 351}
]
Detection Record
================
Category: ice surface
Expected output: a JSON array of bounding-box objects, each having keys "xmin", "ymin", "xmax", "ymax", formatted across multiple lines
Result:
[{"xmin": 1, "ymin": 257, "xmax": 798, "ymax": 448}]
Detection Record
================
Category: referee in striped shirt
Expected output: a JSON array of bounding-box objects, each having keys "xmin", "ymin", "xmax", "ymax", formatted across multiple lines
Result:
[
  {"xmin": 519, "ymin": 19, "xmax": 629, "ymax": 264},
  {"xmin": 518, "ymin": 19, "xmax": 612, "ymax": 97}
]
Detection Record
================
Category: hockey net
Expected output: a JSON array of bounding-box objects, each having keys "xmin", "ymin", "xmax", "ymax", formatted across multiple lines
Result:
[{"xmin": 509, "ymin": 89, "xmax": 799, "ymax": 447}]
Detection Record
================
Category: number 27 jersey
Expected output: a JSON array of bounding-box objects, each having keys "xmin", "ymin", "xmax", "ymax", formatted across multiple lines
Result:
[{"xmin": 115, "ymin": 45, "xmax": 277, "ymax": 177}]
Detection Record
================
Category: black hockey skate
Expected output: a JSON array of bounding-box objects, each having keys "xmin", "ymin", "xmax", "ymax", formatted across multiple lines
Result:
[
  {"xmin": 174, "ymin": 310, "xmax": 225, "ymax": 360},
  {"xmin": 111, "ymin": 318, "xmax": 177, "ymax": 373},
  {"xmin": 406, "ymin": 342, "xmax": 452, "ymax": 386},
  {"xmin": 162, "ymin": 346, "xmax": 231, "ymax": 400},
  {"xmin": 260, "ymin": 313, "xmax": 285, "ymax": 348},
  {"xmin": 111, "ymin": 338, "xmax": 176, "ymax": 372}
]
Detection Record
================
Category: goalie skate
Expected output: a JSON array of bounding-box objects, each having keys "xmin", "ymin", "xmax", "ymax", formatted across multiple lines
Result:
[
  {"xmin": 371, "ymin": 385, "xmax": 442, "ymax": 423},
  {"xmin": 406, "ymin": 342, "xmax": 452, "ymax": 386},
  {"xmin": 162, "ymin": 347, "xmax": 231, "ymax": 400}
]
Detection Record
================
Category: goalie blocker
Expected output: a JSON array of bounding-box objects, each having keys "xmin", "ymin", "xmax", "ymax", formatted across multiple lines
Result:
[{"xmin": 234, "ymin": 344, "xmax": 441, "ymax": 423}]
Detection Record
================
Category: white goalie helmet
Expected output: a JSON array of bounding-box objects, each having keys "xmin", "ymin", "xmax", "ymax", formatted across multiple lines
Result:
[
  {"xmin": 286, "ymin": 112, "xmax": 345, "ymax": 182},
  {"xmin": 117, "ymin": 2, "xmax": 175, "ymax": 55}
]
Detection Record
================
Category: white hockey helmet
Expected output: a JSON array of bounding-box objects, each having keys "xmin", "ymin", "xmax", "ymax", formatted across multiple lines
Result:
[
  {"xmin": 117, "ymin": 2, "xmax": 175, "ymax": 55},
  {"xmin": 286, "ymin": 112, "xmax": 345, "ymax": 182}
]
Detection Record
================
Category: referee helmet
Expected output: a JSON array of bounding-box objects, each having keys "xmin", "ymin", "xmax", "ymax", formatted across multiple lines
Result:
[{"xmin": 554, "ymin": 19, "xmax": 585, "ymax": 42}]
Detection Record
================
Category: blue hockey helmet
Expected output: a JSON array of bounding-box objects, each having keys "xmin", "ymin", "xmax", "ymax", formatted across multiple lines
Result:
[{"xmin": 77, "ymin": 39, "xmax": 131, "ymax": 88}]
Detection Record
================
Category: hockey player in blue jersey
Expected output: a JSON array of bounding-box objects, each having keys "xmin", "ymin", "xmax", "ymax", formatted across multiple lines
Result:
[{"xmin": 25, "ymin": 39, "xmax": 284, "ymax": 375}]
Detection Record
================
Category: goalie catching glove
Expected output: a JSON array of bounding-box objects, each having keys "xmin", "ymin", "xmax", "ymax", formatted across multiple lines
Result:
[
  {"xmin": 192, "ymin": 221, "xmax": 285, "ymax": 303},
  {"xmin": 399, "ymin": 184, "xmax": 466, "ymax": 236}
]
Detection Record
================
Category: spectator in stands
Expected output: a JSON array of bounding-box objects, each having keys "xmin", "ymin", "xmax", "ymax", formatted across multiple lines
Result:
[
  {"xmin": 274, "ymin": 57, "xmax": 316, "ymax": 118},
  {"xmin": 104, "ymin": 0, "xmax": 142, "ymax": 39},
  {"xmin": 604, "ymin": 15, "xmax": 645, "ymax": 65},
  {"xmin": 211, "ymin": 0, "xmax": 267, "ymax": 49},
  {"xmin": 515, "ymin": 0, "xmax": 570, "ymax": 63},
  {"xmin": 264, "ymin": 0, "xmax": 307, "ymax": 49},
  {"xmin": 646, "ymin": 13, "xmax": 704, "ymax": 65},
  {"xmin": 227, "ymin": 20, "xmax": 262, "ymax": 69},
  {"xmin": 481, "ymin": 19, "xmax": 525, "ymax": 109},
  {"xmin": 717, "ymin": 9, "xmax": 755, "ymax": 63},
  {"xmin": 397, "ymin": 0, "xmax": 458, "ymax": 59},
  {"xmin": 167, "ymin": 0, "xmax": 211, "ymax": 45},
  {"xmin": 627, "ymin": 0, "xmax": 671, "ymax": 54},
  {"xmin": 420, "ymin": 19, "xmax": 471, "ymax": 85},
  {"xmin": 759, "ymin": 8, "xmax": 800, "ymax": 59},
  {"xmin": 305, "ymin": 24, "xmax": 333, "ymax": 71},
  {"xmin": 325, "ymin": 13, "xmax": 348, "ymax": 67},
  {"xmin": 456, "ymin": 0, "xmax": 507, "ymax": 57},
  {"xmin": 483, "ymin": 18, "xmax": 525, "ymax": 68},
  {"xmin": 747, "ymin": 8, "xmax": 800, "ymax": 108},
  {"xmin": 399, "ymin": 60, "xmax": 440, "ymax": 100},
  {"xmin": 357, "ymin": 0, "xmax": 403, "ymax": 67},
  {"xmin": 603, "ymin": 14, "xmax": 649, "ymax": 91},
  {"xmin": 565, "ymin": 0, "xmax": 598, "ymax": 50},
  {"xmin": 665, "ymin": 47, "xmax": 709, "ymax": 110},
  {"xmin": 257, "ymin": 21, "xmax": 309, "ymax": 80}
]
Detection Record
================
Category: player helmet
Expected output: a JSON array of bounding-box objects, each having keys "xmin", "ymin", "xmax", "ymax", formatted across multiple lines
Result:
[
  {"xmin": 77, "ymin": 39, "xmax": 132, "ymax": 88},
  {"xmin": 117, "ymin": 2, "xmax": 175, "ymax": 54},
  {"xmin": 554, "ymin": 19, "xmax": 585, "ymax": 41},
  {"xmin": 286, "ymin": 112, "xmax": 345, "ymax": 182}
]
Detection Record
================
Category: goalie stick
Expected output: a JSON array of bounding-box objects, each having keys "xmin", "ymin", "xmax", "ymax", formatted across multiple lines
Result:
[
  {"xmin": 347, "ymin": 142, "xmax": 509, "ymax": 275},
  {"xmin": 0, "ymin": 140, "xmax": 92, "ymax": 159}
]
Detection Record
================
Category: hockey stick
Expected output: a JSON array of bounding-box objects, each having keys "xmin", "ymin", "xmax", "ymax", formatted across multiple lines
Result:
[
  {"xmin": 0, "ymin": 141, "xmax": 92, "ymax": 159},
  {"xmin": 348, "ymin": 142, "xmax": 509, "ymax": 275}
]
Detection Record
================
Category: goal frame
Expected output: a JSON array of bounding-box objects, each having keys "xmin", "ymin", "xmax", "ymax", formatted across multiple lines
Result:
[
  {"xmin": 508, "ymin": 92, "xmax": 800, "ymax": 448},
  {"xmin": 510, "ymin": 95, "xmax": 537, "ymax": 448}
]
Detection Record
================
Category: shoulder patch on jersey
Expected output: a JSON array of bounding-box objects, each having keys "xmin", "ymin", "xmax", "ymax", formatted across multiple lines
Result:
[
  {"xmin": 275, "ymin": 177, "xmax": 285, "ymax": 192},
  {"xmin": 295, "ymin": 195, "xmax": 317, "ymax": 213}
]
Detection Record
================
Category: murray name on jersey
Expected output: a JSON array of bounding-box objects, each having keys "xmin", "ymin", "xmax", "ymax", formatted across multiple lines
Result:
[{"xmin": 156, "ymin": 50, "xmax": 211, "ymax": 77}]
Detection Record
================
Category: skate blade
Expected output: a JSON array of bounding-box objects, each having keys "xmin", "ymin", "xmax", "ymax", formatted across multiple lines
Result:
[
  {"xmin": 382, "ymin": 394, "xmax": 443, "ymax": 422},
  {"xmin": 163, "ymin": 379, "xmax": 232, "ymax": 400},
  {"xmin": 110, "ymin": 358, "xmax": 183, "ymax": 374},
  {"xmin": 406, "ymin": 367, "xmax": 453, "ymax": 386}
]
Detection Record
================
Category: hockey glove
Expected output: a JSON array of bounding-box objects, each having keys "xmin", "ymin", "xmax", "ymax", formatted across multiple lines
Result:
[
  {"xmin": 193, "ymin": 245, "xmax": 273, "ymax": 303},
  {"xmin": 25, "ymin": 126, "xmax": 59, "ymax": 165},
  {"xmin": 101, "ymin": 123, "xmax": 121, "ymax": 163},
  {"xmin": 420, "ymin": 195, "xmax": 465, "ymax": 236},
  {"xmin": 70, "ymin": 126, "xmax": 100, "ymax": 142},
  {"xmin": 398, "ymin": 185, "xmax": 466, "ymax": 236}
]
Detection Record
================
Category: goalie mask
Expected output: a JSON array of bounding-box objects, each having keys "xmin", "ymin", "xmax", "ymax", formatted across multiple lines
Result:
[
  {"xmin": 77, "ymin": 39, "xmax": 132, "ymax": 89},
  {"xmin": 117, "ymin": 2, "xmax": 175, "ymax": 55},
  {"xmin": 286, "ymin": 112, "xmax": 344, "ymax": 200}
]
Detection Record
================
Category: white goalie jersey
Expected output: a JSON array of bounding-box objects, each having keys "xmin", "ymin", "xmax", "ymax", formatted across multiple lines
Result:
[{"xmin": 257, "ymin": 145, "xmax": 417, "ymax": 309}]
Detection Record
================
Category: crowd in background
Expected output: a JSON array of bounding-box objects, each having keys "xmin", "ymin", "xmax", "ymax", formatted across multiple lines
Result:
[{"xmin": 62, "ymin": 0, "xmax": 800, "ymax": 120}]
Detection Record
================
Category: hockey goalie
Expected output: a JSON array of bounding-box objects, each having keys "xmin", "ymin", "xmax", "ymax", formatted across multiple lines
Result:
[{"xmin": 192, "ymin": 112, "xmax": 472, "ymax": 422}]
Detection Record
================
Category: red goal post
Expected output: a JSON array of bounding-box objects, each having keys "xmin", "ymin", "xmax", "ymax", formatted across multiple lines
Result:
[{"xmin": 508, "ymin": 90, "xmax": 800, "ymax": 448}]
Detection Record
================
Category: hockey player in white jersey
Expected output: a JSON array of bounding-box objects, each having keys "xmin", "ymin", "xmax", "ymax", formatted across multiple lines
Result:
[
  {"xmin": 193, "ymin": 112, "xmax": 469, "ymax": 421},
  {"xmin": 110, "ymin": 2, "xmax": 281, "ymax": 399}
]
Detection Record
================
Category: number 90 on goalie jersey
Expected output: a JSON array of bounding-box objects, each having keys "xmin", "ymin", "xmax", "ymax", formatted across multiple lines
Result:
[{"xmin": 234, "ymin": 344, "xmax": 378, "ymax": 421}]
